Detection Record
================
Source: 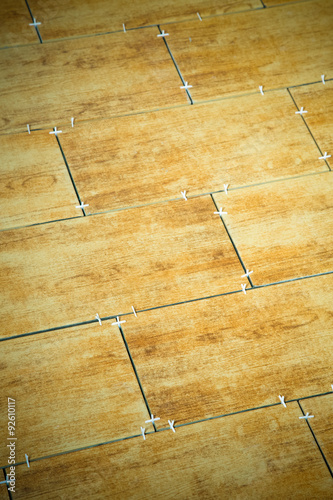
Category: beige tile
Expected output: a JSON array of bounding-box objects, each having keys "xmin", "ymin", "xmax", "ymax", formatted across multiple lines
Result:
[
  {"xmin": 213, "ymin": 172, "xmax": 333, "ymax": 286},
  {"xmin": 28, "ymin": 0, "xmax": 262, "ymax": 40},
  {"xmin": 9, "ymin": 403, "xmax": 333, "ymax": 498},
  {"xmin": 60, "ymin": 90, "xmax": 325, "ymax": 213},
  {"xmin": 0, "ymin": 196, "xmax": 243, "ymax": 338},
  {"xmin": 0, "ymin": 28, "xmax": 186, "ymax": 135},
  {"xmin": 122, "ymin": 274, "xmax": 333, "ymax": 426},
  {"xmin": 0, "ymin": 322, "xmax": 148, "ymax": 465},
  {"xmin": 0, "ymin": 131, "xmax": 80, "ymax": 230},
  {"xmin": 290, "ymin": 81, "xmax": 333, "ymax": 169},
  {"xmin": 0, "ymin": 0, "xmax": 39, "ymax": 48},
  {"xmin": 300, "ymin": 394, "xmax": 333, "ymax": 472},
  {"xmin": 163, "ymin": 0, "xmax": 333, "ymax": 102}
]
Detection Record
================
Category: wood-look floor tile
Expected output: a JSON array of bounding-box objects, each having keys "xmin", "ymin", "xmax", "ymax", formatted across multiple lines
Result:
[
  {"xmin": 0, "ymin": 196, "xmax": 243, "ymax": 338},
  {"xmin": 0, "ymin": 478, "xmax": 8, "ymax": 500},
  {"xmin": 0, "ymin": 28, "xmax": 186, "ymax": 135},
  {"xmin": 0, "ymin": 0, "xmax": 39, "ymax": 48},
  {"xmin": 60, "ymin": 90, "xmax": 325, "ymax": 213},
  {"xmin": 213, "ymin": 172, "xmax": 333, "ymax": 286},
  {"xmin": 27, "ymin": 0, "xmax": 262, "ymax": 40},
  {"xmin": 0, "ymin": 322, "xmax": 148, "ymax": 465},
  {"xmin": 264, "ymin": 0, "xmax": 303, "ymax": 5},
  {"xmin": 300, "ymin": 394, "xmax": 333, "ymax": 472},
  {"xmin": 163, "ymin": 0, "xmax": 333, "ymax": 102},
  {"xmin": 0, "ymin": 131, "xmax": 80, "ymax": 230},
  {"xmin": 8, "ymin": 404, "xmax": 333, "ymax": 498},
  {"xmin": 290, "ymin": 81, "xmax": 333, "ymax": 169},
  {"xmin": 122, "ymin": 274, "xmax": 333, "ymax": 426}
]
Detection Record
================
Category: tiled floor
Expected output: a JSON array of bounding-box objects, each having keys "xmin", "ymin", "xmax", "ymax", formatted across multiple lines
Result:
[{"xmin": 0, "ymin": 0, "xmax": 332, "ymax": 498}]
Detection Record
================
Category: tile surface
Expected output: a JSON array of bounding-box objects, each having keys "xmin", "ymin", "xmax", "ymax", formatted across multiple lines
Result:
[
  {"xmin": 0, "ymin": 0, "xmax": 38, "ymax": 48},
  {"xmin": 290, "ymin": 81, "xmax": 333, "ymax": 169},
  {"xmin": 0, "ymin": 28, "xmax": 186, "ymax": 134},
  {"xmin": 8, "ymin": 404, "xmax": 333, "ymax": 498},
  {"xmin": 0, "ymin": 322, "xmax": 148, "ymax": 465},
  {"xmin": 60, "ymin": 90, "xmax": 325, "ymax": 213},
  {"xmin": 0, "ymin": 131, "xmax": 80, "ymax": 230},
  {"xmin": 28, "ymin": 0, "xmax": 262, "ymax": 40},
  {"xmin": 163, "ymin": 0, "xmax": 333, "ymax": 102},
  {"xmin": 213, "ymin": 172, "xmax": 333, "ymax": 286},
  {"xmin": 0, "ymin": 196, "xmax": 243, "ymax": 338},
  {"xmin": 300, "ymin": 394, "xmax": 333, "ymax": 472},
  {"xmin": 123, "ymin": 274, "xmax": 333, "ymax": 426}
]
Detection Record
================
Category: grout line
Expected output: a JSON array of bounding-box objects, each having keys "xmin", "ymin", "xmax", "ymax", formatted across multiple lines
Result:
[
  {"xmin": 24, "ymin": 0, "xmax": 43, "ymax": 44},
  {"xmin": 157, "ymin": 25, "xmax": 193, "ymax": 104},
  {"xmin": 1, "ymin": 468, "xmax": 11, "ymax": 500},
  {"xmin": 287, "ymin": 88, "xmax": 331, "ymax": 171},
  {"xmin": 298, "ymin": 400, "xmax": 333, "ymax": 478},
  {"xmin": 1, "ymin": 270, "xmax": 332, "ymax": 343},
  {"xmin": 210, "ymin": 194, "xmax": 254, "ymax": 287},
  {"xmin": 259, "ymin": 0, "xmax": 266, "ymax": 7},
  {"xmin": 118, "ymin": 325, "xmax": 157, "ymax": 431},
  {"xmin": 55, "ymin": 135, "xmax": 86, "ymax": 215}
]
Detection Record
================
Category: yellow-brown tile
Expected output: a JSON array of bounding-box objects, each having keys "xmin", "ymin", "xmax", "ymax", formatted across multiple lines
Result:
[
  {"xmin": 0, "ymin": 476, "xmax": 8, "ymax": 500},
  {"xmin": 163, "ymin": 0, "xmax": 333, "ymax": 102},
  {"xmin": 0, "ymin": 196, "xmax": 243, "ymax": 338},
  {"xmin": 122, "ymin": 274, "xmax": 333, "ymax": 426},
  {"xmin": 0, "ymin": 131, "xmax": 80, "ymax": 230},
  {"xmin": 28, "ymin": 0, "xmax": 262, "ymax": 40},
  {"xmin": 0, "ymin": 322, "xmax": 148, "ymax": 465},
  {"xmin": 60, "ymin": 90, "xmax": 325, "ymax": 213},
  {"xmin": 0, "ymin": 0, "xmax": 39, "ymax": 48},
  {"xmin": 213, "ymin": 172, "xmax": 333, "ymax": 286},
  {"xmin": 290, "ymin": 81, "xmax": 333, "ymax": 169},
  {"xmin": 0, "ymin": 28, "xmax": 186, "ymax": 135},
  {"xmin": 264, "ymin": 0, "xmax": 303, "ymax": 5},
  {"xmin": 300, "ymin": 394, "xmax": 333, "ymax": 472},
  {"xmin": 8, "ymin": 404, "xmax": 333, "ymax": 498}
]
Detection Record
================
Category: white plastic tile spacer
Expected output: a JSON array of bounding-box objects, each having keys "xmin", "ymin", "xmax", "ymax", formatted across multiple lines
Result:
[
  {"xmin": 76, "ymin": 201, "xmax": 89, "ymax": 209},
  {"xmin": 318, "ymin": 152, "xmax": 331, "ymax": 160},
  {"xmin": 157, "ymin": 30, "xmax": 169, "ymax": 37},
  {"xmin": 132, "ymin": 306, "xmax": 138, "ymax": 318},
  {"xmin": 141, "ymin": 427, "xmax": 146, "ymax": 440},
  {"xmin": 71, "ymin": 117, "xmax": 74, "ymax": 127},
  {"xmin": 321, "ymin": 74, "xmax": 325, "ymax": 85},
  {"xmin": 180, "ymin": 81, "xmax": 193, "ymax": 90},
  {"xmin": 259, "ymin": 86, "xmax": 264, "ymax": 96},
  {"xmin": 49, "ymin": 127, "xmax": 62, "ymax": 136},
  {"xmin": 197, "ymin": 12, "xmax": 202, "ymax": 21},
  {"xmin": 29, "ymin": 17, "xmax": 41, "ymax": 27},
  {"xmin": 168, "ymin": 420, "xmax": 176, "ymax": 433},
  {"xmin": 214, "ymin": 207, "xmax": 227, "ymax": 216},
  {"xmin": 0, "ymin": 476, "xmax": 15, "ymax": 485},
  {"xmin": 112, "ymin": 316, "xmax": 126, "ymax": 327},
  {"xmin": 299, "ymin": 412, "xmax": 314, "ymax": 420},
  {"xmin": 241, "ymin": 283, "xmax": 247, "ymax": 294},
  {"xmin": 123, "ymin": 23, "xmax": 126, "ymax": 33},
  {"xmin": 331, "ymin": 384, "xmax": 333, "ymax": 391},
  {"xmin": 223, "ymin": 184, "xmax": 229, "ymax": 195},
  {"xmin": 241, "ymin": 269, "xmax": 253, "ymax": 278},
  {"xmin": 145, "ymin": 414, "xmax": 160, "ymax": 425},
  {"xmin": 95, "ymin": 313, "xmax": 102, "ymax": 326},
  {"xmin": 181, "ymin": 190, "xmax": 188, "ymax": 201},
  {"xmin": 27, "ymin": 124, "xmax": 30, "ymax": 134},
  {"xmin": 279, "ymin": 395, "xmax": 287, "ymax": 408},
  {"xmin": 295, "ymin": 107, "xmax": 307, "ymax": 115},
  {"xmin": 25, "ymin": 454, "xmax": 30, "ymax": 468}
]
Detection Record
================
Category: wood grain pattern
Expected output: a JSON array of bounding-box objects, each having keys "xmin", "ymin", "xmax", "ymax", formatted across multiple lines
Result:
[
  {"xmin": 0, "ymin": 28, "xmax": 186, "ymax": 135},
  {"xmin": 0, "ymin": 196, "xmax": 244, "ymax": 338},
  {"xmin": 163, "ymin": 0, "xmax": 333, "ymax": 102},
  {"xmin": 264, "ymin": 0, "xmax": 303, "ymax": 5},
  {"xmin": 213, "ymin": 172, "xmax": 333, "ymax": 286},
  {"xmin": 0, "ymin": 131, "xmax": 80, "ymax": 230},
  {"xmin": 8, "ymin": 403, "xmax": 333, "ymax": 498},
  {"xmin": 0, "ymin": 322, "xmax": 149, "ymax": 466},
  {"xmin": 0, "ymin": 0, "xmax": 38, "ymax": 48},
  {"xmin": 300, "ymin": 394, "xmax": 333, "ymax": 471},
  {"xmin": 290, "ymin": 81, "xmax": 333, "ymax": 169},
  {"xmin": 0, "ymin": 477, "xmax": 8, "ymax": 500},
  {"xmin": 122, "ymin": 274, "xmax": 333, "ymax": 426},
  {"xmin": 60, "ymin": 89, "xmax": 325, "ymax": 213},
  {"xmin": 27, "ymin": 0, "xmax": 262, "ymax": 40}
]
